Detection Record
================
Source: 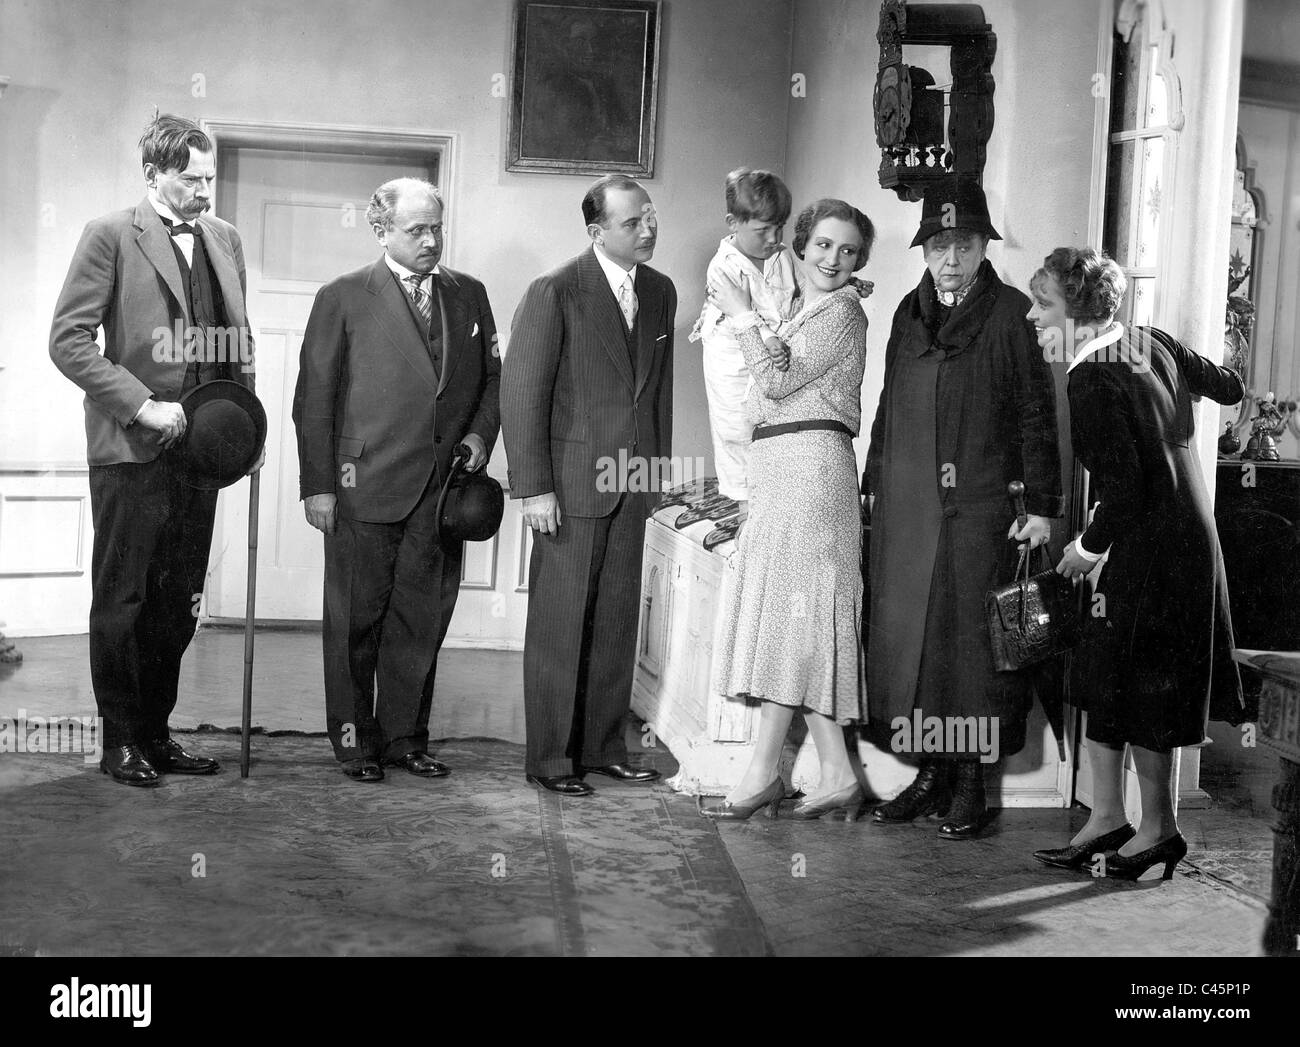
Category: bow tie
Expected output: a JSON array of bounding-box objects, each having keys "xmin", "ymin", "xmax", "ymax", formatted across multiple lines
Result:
[{"xmin": 164, "ymin": 219, "xmax": 196, "ymax": 236}]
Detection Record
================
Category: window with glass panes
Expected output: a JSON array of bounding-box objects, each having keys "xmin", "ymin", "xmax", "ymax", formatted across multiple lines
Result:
[{"xmin": 1102, "ymin": 14, "xmax": 1175, "ymax": 327}]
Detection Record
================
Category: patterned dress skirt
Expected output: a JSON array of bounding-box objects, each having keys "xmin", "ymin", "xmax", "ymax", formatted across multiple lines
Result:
[{"xmin": 713, "ymin": 429, "xmax": 864, "ymax": 722}]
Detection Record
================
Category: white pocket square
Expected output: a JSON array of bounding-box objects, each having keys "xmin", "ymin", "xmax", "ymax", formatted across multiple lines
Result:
[
  {"xmin": 656, "ymin": 334, "xmax": 668, "ymax": 342},
  {"xmin": 471, "ymin": 322, "xmax": 480, "ymax": 337}
]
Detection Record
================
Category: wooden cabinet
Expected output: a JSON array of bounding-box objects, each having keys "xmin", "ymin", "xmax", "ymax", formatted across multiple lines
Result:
[
  {"xmin": 632, "ymin": 509, "xmax": 1074, "ymax": 804},
  {"xmin": 1215, "ymin": 459, "xmax": 1300, "ymax": 714}
]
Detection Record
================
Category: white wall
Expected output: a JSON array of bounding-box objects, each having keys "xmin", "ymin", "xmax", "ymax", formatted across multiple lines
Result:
[
  {"xmin": 782, "ymin": 0, "xmax": 1100, "ymax": 494},
  {"xmin": 0, "ymin": 0, "xmax": 794, "ymax": 634}
]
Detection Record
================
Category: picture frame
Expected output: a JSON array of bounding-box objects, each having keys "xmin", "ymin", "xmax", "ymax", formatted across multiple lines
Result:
[{"xmin": 506, "ymin": 0, "xmax": 662, "ymax": 176}]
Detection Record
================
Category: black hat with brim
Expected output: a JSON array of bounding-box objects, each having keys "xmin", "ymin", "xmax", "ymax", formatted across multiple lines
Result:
[
  {"xmin": 436, "ymin": 452, "xmax": 505, "ymax": 546},
  {"xmin": 172, "ymin": 379, "xmax": 268, "ymax": 490},
  {"xmin": 910, "ymin": 175, "xmax": 1003, "ymax": 248}
]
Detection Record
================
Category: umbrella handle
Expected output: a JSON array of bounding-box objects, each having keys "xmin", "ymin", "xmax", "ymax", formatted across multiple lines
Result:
[{"xmin": 241, "ymin": 471, "xmax": 260, "ymax": 778}]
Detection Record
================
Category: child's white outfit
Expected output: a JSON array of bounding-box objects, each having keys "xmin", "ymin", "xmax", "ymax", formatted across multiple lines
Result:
[{"xmin": 691, "ymin": 237, "xmax": 799, "ymax": 502}]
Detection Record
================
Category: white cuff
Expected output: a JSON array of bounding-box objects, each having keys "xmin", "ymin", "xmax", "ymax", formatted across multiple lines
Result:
[
  {"xmin": 130, "ymin": 398, "xmax": 152, "ymax": 425},
  {"xmin": 1073, "ymin": 536, "xmax": 1103, "ymax": 563}
]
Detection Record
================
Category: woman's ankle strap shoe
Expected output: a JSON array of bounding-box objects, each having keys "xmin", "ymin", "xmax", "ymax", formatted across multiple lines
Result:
[{"xmin": 1033, "ymin": 823, "xmax": 1136, "ymax": 870}]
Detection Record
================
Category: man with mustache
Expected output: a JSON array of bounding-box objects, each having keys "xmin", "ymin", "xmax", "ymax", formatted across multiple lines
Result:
[
  {"xmin": 501, "ymin": 174, "xmax": 676, "ymax": 795},
  {"xmin": 49, "ymin": 113, "xmax": 261, "ymax": 785},
  {"xmin": 293, "ymin": 178, "xmax": 501, "ymax": 783}
]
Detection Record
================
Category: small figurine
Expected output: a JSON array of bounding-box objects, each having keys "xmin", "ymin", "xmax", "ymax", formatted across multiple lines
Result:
[
  {"xmin": 1218, "ymin": 420, "xmax": 1241, "ymax": 456},
  {"xmin": 1242, "ymin": 392, "xmax": 1284, "ymax": 462}
]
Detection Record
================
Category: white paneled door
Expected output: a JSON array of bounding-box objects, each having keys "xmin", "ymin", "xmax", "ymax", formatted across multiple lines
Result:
[{"xmin": 204, "ymin": 129, "xmax": 525, "ymax": 648}]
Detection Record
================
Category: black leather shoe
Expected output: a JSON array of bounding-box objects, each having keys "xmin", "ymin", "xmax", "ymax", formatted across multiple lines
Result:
[
  {"xmin": 341, "ymin": 758, "xmax": 384, "ymax": 782},
  {"xmin": 385, "ymin": 751, "xmax": 450, "ymax": 778},
  {"xmin": 1033, "ymin": 823, "xmax": 1136, "ymax": 870},
  {"xmin": 1103, "ymin": 833, "xmax": 1189, "ymax": 881},
  {"xmin": 147, "ymin": 737, "xmax": 220, "ymax": 775},
  {"xmin": 526, "ymin": 774, "xmax": 595, "ymax": 796},
  {"xmin": 100, "ymin": 744, "xmax": 161, "ymax": 787},
  {"xmin": 872, "ymin": 759, "xmax": 951, "ymax": 822},
  {"xmin": 581, "ymin": 763, "xmax": 661, "ymax": 783},
  {"xmin": 937, "ymin": 760, "xmax": 988, "ymax": 840}
]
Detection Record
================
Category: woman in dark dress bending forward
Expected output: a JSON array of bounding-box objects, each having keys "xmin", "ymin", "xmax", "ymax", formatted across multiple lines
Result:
[{"xmin": 1028, "ymin": 247, "xmax": 1245, "ymax": 881}]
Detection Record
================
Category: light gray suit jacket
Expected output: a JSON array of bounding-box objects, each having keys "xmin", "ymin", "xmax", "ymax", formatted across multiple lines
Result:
[{"xmin": 49, "ymin": 197, "xmax": 255, "ymax": 466}]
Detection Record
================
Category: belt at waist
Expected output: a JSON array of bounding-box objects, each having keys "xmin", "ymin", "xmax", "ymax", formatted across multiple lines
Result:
[{"xmin": 751, "ymin": 419, "xmax": 853, "ymax": 442}]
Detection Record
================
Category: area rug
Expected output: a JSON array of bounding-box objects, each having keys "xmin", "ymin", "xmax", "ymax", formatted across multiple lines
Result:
[{"xmin": 0, "ymin": 732, "xmax": 769, "ymax": 957}]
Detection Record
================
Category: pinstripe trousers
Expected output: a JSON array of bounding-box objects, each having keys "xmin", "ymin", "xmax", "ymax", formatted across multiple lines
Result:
[{"xmin": 523, "ymin": 493, "xmax": 647, "ymax": 777}]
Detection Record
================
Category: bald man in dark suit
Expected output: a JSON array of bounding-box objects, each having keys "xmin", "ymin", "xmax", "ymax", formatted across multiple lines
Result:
[
  {"xmin": 293, "ymin": 177, "xmax": 500, "ymax": 783},
  {"xmin": 501, "ymin": 174, "xmax": 676, "ymax": 795}
]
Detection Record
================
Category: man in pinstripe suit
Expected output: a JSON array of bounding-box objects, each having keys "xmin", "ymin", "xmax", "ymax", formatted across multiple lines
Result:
[{"xmin": 501, "ymin": 175, "xmax": 676, "ymax": 796}]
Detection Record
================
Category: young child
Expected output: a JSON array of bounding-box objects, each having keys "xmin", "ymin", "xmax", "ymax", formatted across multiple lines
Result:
[{"xmin": 690, "ymin": 168, "xmax": 800, "ymax": 512}]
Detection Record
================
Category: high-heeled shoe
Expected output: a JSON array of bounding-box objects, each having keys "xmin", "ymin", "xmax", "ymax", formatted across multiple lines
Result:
[
  {"xmin": 791, "ymin": 782, "xmax": 865, "ymax": 821},
  {"xmin": 1103, "ymin": 833, "xmax": 1189, "ymax": 881},
  {"xmin": 1033, "ymin": 823, "xmax": 1136, "ymax": 870},
  {"xmin": 699, "ymin": 777, "xmax": 784, "ymax": 820}
]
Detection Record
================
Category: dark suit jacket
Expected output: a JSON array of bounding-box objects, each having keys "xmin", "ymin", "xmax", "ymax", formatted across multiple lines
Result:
[
  {"xmin": 50, "ymin": 198, "xmax": 255, "ymax": 466},
  {"xmin": 500, "ymin": 247, "xmax": 676, "ymax": 517},
  {"xmin": 293, "ymin": 258, "xmax": 501, "ymax": 524}
]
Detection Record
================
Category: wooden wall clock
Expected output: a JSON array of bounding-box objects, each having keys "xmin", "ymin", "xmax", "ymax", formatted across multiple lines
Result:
[{"xmin": 874, "ymin": 0, "xmax": 997, "ymax": 201}]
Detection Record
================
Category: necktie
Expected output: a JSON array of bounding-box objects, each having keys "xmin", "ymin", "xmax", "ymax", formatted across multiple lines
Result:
[
  {"xmin": 406, "ymin": 274, "xmax": 432, "ymax": 328},
  {"xmin": 618, "ymin": 275, "xmax": 638, "ymax": 330}
]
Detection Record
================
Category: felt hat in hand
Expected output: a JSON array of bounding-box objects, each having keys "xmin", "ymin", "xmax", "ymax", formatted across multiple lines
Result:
[
  {"xmin": 172, "ymin": 380, "xmax": 268, "ymax": 490},
  {"xmin": 435, "ymin": 445, "xmax": 504, "ymax": 547},
  {"xmin": 910, "ymin": 175, "xmax": 1003, "ymax": 248}
]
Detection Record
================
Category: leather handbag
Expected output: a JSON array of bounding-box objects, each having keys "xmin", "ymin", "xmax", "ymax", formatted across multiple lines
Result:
[{"xmin": 986, "ymin": 544, "xmax": 1081, "ymax": 671}]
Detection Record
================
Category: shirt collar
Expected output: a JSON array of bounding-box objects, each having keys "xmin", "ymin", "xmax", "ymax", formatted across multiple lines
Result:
[
  {"xmin": 148, "ymin": 191, "xmax": 191, "ymax": 229},
  {"xmin": 719, "ymin": 235, "xmax": 786, "ymax": 277},
  {"xmin": 593, "ymin": 244, "xmax": 636, "ymax": 294},
  {"xmin": 1067, "ymin": 321, "xmax": 1125, "ymax": 372},
  {"xmin": 384, "ymin": 253, "xmax": 441, "ymax": 283}
]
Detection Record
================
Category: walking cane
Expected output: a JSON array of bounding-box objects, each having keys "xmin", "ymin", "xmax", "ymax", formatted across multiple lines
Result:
[{"xmin": 240, "ymin": 470, "xmax": 260, "ymax": 778}]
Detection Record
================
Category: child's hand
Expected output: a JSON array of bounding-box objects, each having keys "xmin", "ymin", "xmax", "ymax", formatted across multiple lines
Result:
[
  {"xmin": 763, "ymin": 335, "xmax": 790, "ymax": 372},
  {"xmin": 706, "ymin": 273, "xmax": 752, "ymax": 317}
]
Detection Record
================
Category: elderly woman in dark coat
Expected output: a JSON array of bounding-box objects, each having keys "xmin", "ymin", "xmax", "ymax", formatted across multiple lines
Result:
[
  {"xmin": 865, "ymin": 177, "xmax": 1063, "ymax": 840},
  {"xmin": 1029, "ymin": 247, "xmax": 1244, "ymax": 880}
]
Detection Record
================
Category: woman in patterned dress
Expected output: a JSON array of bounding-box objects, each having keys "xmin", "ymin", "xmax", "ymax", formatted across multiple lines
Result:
[{"xmin": 701, "ymin": 198, "xmax": 874, "ymax": 821}]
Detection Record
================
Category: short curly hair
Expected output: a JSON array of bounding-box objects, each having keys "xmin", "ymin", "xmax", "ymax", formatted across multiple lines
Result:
[
  {"xmin": 1035, "ymin": 247, "xmax": 1127, "ymax": 325},
  {"xmin": 791, "ymin": 199, "xmax": 875, "ymax": 272}
]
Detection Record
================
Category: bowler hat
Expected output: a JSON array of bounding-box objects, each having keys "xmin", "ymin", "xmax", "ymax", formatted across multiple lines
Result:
[
  {"xmin": 910, "ymin": 176, "xmax": 1003, "ymax": 248},
  {"xmin": 436, "ymin": 446, "xmax": 504, "ymax": 546},
  {"xmin": 172, "ymin": 380, "xmax": 268, "ymax": 490}
]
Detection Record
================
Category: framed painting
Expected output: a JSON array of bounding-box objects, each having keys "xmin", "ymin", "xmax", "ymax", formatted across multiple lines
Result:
[{"xmin": 506, "ymin": 0, "xmax": 661, "ymax": 176}]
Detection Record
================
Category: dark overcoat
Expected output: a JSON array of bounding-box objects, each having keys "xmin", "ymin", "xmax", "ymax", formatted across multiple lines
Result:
[
  {"xmin": 1068, "ymin": 326, "xmax": 1245, "ymax": 750},
  {"xmin": 863, "ymin": 261, "xmax": 1063, "ymax": 757}
]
